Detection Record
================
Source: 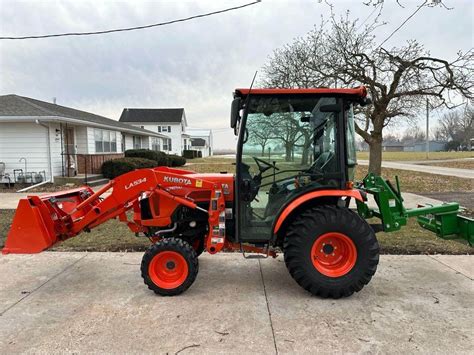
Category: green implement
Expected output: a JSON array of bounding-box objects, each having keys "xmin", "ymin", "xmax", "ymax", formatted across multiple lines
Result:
[{"xmin": 356, "ymin": 173, "xmax": 473, "ymax": 246}]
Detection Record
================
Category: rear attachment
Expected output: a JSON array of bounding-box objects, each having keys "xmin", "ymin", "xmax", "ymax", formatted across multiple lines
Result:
[{"xmin": 356, "ymin": 173, "xmax": 473, "ymax": 246}]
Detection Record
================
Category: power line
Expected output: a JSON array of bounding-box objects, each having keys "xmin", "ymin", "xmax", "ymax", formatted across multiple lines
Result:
[
  {"xmin": 0, "ymin": 0, "xmax": 261, "ymax": 40},
  {"xmin": 356, "ymin": 1, "xmax": 383, "ymax": 31},
  {"xmin": 376, "ymin": 0, "xmax": 427, "ymax": 49}
]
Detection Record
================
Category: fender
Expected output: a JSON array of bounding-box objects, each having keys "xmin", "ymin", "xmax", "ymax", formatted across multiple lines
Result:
[{"xmin": 272, "ymin": 189, "xmax": 364, "ymax": 234}]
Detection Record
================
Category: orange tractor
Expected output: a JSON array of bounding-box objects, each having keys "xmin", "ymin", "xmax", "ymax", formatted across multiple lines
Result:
[{"xmin": 4, "ymin": 86, "xmax": 472, "ymax": 298}]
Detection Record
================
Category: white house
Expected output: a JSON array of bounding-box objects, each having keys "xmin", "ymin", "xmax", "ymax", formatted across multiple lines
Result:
[
  {"xmin": 0, "ymin": 94, "xmax": 167, "ymax": 183},
  {"xmin": 119, "ymin": 108, "xmax": 188, "ymax": 156},
  {"xmin": 187, "ymin": 128, "xmax": 213, "ymax": 157}
]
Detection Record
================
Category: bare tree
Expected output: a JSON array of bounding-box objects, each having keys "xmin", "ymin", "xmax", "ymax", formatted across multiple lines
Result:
[
  {"xmin": 270, "ymin": 113, "xmax": 305, "ymax": 162},
  {"xmin": 247, "ymin": 114, "xmax": 273, "ymax": 156},
  {"xmin": 436, "ymin": 105, "xmax": 474, "ymax": 150},
  {"xmin": 401, "ymin": 124, "xmax": 425, "ymax": 142},
  {"xmin": 262, "ymin": 12, "xmax": 473, "ymax": 174}
]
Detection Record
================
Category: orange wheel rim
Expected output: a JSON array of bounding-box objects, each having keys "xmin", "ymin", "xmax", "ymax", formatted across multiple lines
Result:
[
  {"xmin": 148, "ymin": 251, "xmax": 188, "ymax": 289},
  {"xmin": 311, "ymin": 232, "xmax": 357, "ymax": 277}
]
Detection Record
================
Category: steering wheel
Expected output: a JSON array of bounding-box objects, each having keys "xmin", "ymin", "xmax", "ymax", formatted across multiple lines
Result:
[{"xmin": 253, "ymin": 157, "xmax": 280, "ymax": 174}]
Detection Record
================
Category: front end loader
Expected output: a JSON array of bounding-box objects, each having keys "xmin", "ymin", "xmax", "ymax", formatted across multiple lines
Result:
[{"xmin": 3, "ymin": 86, "xmax": 472, "ymax": 298}]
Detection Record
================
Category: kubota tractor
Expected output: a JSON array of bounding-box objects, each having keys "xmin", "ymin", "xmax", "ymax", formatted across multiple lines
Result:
[{"xmin": 3, "ymin": 86, "xmax": 473, "ymax": 298}]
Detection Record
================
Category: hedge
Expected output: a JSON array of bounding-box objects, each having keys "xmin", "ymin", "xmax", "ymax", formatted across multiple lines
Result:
[
  {"xmin": 125, "ymin": 149, "xmax": 168, "ymax": 166},
  {"xmin": 103, "ymin": 150, "xmax": 187, "ymax": 179},
  {"xmin": 102, "ymin": 157, "xmax": 157, "ymax": 179},
  {"xmin": 167, "ymin": 155, "xmax": 186, "ymax": 167},
  {"xmin": 125, "ymin": 149, "xmax": 187, "ymax": 167},
  {"xmin": 183, "ymin": 150, "xmax": 201, "ymax": 159}
]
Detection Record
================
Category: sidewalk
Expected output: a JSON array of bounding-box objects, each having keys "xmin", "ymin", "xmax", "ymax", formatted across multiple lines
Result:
[
  {"xmin": 358, "ymin": 160, "xmax": 474, "ymax": 179},
  {"xmin": 0, "ymin": 253, "xmax": 472, "ymax": 353}
]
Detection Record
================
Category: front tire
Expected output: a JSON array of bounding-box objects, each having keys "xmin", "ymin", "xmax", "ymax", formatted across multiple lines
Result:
[
  {"xmin": 283, "ymin": 205, "xmax": 379, "ymax": 298},
  {"xmin": 141, "ymin": 237, "xmax": 198, "ymax": 296}
]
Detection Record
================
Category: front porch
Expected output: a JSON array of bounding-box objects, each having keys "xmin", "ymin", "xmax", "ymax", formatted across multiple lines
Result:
[{"xmin": 60, "ymin": 153, "xmax": 124, "ymax": 177}]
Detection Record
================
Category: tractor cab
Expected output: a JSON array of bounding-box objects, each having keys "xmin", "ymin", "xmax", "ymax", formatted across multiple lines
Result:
[{"xmin": 231, "ymin": 87, "xmax": 369, "ymax": 243}]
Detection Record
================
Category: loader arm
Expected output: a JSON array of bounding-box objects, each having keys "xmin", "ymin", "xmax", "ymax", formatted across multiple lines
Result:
[{"xmin": 3, "ymin": 167, "xmax": 227, "ymax": 254}]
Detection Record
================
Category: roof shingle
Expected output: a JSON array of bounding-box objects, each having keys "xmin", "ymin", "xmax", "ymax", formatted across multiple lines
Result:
[
  {"xmin": 119, "ymin": 108, "xmax": 184, "ymax": 123},
  {"xmin": 0, "ymin": 94, "xmax": 164, "ymax": 137}
]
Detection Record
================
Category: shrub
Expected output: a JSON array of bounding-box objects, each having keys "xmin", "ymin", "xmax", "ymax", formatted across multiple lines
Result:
[
  {"xmin": 168, "ymin": 155, "xmax": 186, "ymax": 167},
  {"xmin": 102, "ymin": 157, "xmax": 157, "ymax": 179},
  {"xmin": 183, "ymin": 150, "xmax": 200, "ymax": 159},
  {"xmin": 125, "ymin": 149, "xmax": 168, "ymax": 166}
]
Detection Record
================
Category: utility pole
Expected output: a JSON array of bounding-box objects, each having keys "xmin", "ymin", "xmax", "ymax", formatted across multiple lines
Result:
[{"xmin": 426, "ymin": 98, "xmax": 429, "ymax": 159}]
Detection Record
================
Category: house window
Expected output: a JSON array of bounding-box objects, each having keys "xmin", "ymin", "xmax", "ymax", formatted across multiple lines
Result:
[
  {"xmin": 103, "ymin": 130, "xmax": 111, "ymax": 152},
  {"xmin": 151, "ymin": 137, "xmax": 161, "ymax": 151},
  {"xmin": 95, "ymin": 129, "xmax": 103, "ymax": 153},
  {"xmin": 133, "ymin": 136, "xmax": 142, "ymax": 149},
  {"xmin": 163, "ymin": 138, "xmax": 172, "ymax": 151},
  {"xmin": 94, "ymin": 129, "xmax": 118, "ymax": 153},
  {"xmin": 111, "ymin": 133, "xmax": 117, "ymax": 152},
  {"xmin": 158, "ymin": 125, "xmax": 171, "ymax": 133}
]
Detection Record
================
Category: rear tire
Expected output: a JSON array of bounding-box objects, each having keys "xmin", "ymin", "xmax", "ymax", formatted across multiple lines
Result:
[
  {"xmin": 283, "ymin": 205, "xmax": 379, "ymax": 298},
  {"xmin": 141, "ymin": 237, "xmax": 198, "ymax": 296}
]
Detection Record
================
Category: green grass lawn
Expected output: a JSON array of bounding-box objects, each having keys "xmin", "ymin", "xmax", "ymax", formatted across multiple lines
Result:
[{"xmin": 357, "ymin": 151, "xmax": 473, "ymax": 161}]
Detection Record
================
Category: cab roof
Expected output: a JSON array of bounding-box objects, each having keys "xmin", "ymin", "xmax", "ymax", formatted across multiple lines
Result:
[{"xmin": 234, "ymin": 86, "xmax": 367, "ymax": 98}]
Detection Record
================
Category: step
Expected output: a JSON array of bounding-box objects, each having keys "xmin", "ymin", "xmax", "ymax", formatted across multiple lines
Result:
[
  {"xmin": 82, "ymin": 174, "xmax": 105, "ymax": 182},
  {"xmin": 87, "ymin": 178, "xmax": 110, "ymax": 187},
  {"xmin": 54, "ymin": 174, "xmax": 105, "ymax": 185}
]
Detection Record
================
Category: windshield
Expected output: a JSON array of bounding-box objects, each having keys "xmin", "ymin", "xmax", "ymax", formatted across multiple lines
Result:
[
  {"xmin": 237, "ymin": 95, "xmax": 346, "ymax": 241},
  {"xmin": 241, "ymin": 95, "xmax": 340, "ymax": 183}
]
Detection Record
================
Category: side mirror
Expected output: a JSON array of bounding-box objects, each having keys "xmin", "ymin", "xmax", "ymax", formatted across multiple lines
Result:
[
  {"xmin": 230, "ymin": 97, "xmax": 241, "ymax": 128},
  {"xmin": 320, "ymin": 104, "xmax": 341, "ymax": 113}
]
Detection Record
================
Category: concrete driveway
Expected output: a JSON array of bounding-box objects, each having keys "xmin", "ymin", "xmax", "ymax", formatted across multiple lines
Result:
[{"xmin": 0, "ymin": 253, "xmax": 472, "ymax": 354}]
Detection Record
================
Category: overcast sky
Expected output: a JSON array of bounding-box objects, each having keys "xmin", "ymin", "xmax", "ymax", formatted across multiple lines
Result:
[{"xmin": 1, "ymin": 0, "xmax": 472, "ymax": 149}]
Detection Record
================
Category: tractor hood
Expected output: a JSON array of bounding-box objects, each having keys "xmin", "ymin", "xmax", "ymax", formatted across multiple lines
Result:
[{"xmin": 184, "ymin": 172, "xmax": 234, "ymax": 199}]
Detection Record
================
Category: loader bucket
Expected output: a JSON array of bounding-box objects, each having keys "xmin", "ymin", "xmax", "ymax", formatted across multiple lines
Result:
[{"xmin": 2, "ymin": 186, "xmax": 95, "ymax": 254}]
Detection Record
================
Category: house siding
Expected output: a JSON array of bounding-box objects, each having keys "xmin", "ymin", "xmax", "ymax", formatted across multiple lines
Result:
[
  {"xmin": 49, "ymin": 123, "xmax": 64, "ymax": 178},
  {"xmin": 124, "ymin": 135, "xmax": 134, "ymax": 150},
  {"xmin": 129, "ymin": 122, "xmax": 182, "ymax": 155},
  {"xmin": 76, "ymin": 126, "xmax": 88, "ymax": 154},
  {"xmin": 0, "ymin": 122, "xmax": 51, "ymax": 180}
]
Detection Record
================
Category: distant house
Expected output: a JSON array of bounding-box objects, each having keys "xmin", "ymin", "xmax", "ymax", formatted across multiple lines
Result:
[
  {"xmin": 0, "ymin": 94, "xmax": 166, "ymax": 182},
  {"xmin": 413, "ymin": 140, "xmax": 447, "ymax": 152},
  {"xmin": 119, "ymin": 108, "xmax": 187, "ymax": 155},
  {"xmin": 119, "ymin": 108, "xmax": 213, "ymax": 157},
  {"xmin": 187, "ymin": 128, "xmax": 213, "ymax": 157},
  {"xmin": 382, "ymin": 141, "xmax": 404, "ymax": 152}
]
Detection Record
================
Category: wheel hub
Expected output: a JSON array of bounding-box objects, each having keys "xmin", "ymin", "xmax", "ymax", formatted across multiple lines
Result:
[
  {"xmin": 311, "ymin": 232, "xmax": 357, "ymax": 277},
  {"xmin": 322, "ymin": 243, "xmax": 334, "ymax": 254},
  {"xmin": 148, "ymin": 251, "xmax": 189, "ymax": 289}
]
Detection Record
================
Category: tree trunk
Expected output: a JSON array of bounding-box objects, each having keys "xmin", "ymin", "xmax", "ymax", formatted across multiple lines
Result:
[
  {"xmin": 285, "ymin": 144, "xmax": 292, "ymax": 161},
  {"xmin": 368, "ymin": 136, "xmax": 382, "ymax": 175},
  {"xmin": 261, "ymin": 144, "xmax": 266, "ymax": 157},
  {"xmin": 301, "ymin": 142, "xmax": 311, "ymax": 165}
]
